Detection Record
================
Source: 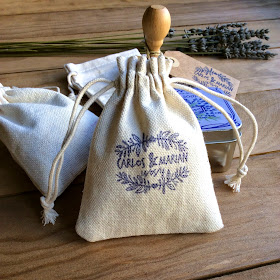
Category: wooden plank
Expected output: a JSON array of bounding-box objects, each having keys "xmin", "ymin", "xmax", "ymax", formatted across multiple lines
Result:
[
  {"xmin": 0, "ymin": 152, "xmax": 279, "ymax": 280},
  {"xmin": 0, "ymin": 55, "xmax": 105, "ymax": 75},
  {"xmin": 0, "ymin": 68, "xmax": 70, "ymax": 94},
  {"xmin": 0, "ymin": 140, "xmax": 36, "ymax": 196},
  {"xmin": 0, "ymin": 0, "xmax": 279, "ymax": 41},
  {"xmin": 1, "ymin": 18, "xmax": 278, "ymax": 45},
  {"xmin": 0, "ymin": 138, "xmax": 86, "ymax": 197},
  {"xmin": 233, "ymin": 89, "xmax": 280, "ymax": 158},
  {"xmin": 1, "ymin": 49, "xmax": 279, "ymax": 93},
  {"xmin": 1, "ymin": 50, "xmax": 279, "ymax": 95},
  {"xmin": 211, "ymin": 263, "xmax": 280, "ymax": 280},
  {"xmin": 0, "ymin": 19, "xmax": 279, "ymax": 74},
  {"xmin": 0, "ymin": 0, "xmax": 225, "ymax": 16}
]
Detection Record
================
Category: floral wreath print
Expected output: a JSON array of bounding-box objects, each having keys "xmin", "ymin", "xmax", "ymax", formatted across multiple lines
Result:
[{"xmin": 115, "ymin": 131, "xmax": 189, "ymax": 194}]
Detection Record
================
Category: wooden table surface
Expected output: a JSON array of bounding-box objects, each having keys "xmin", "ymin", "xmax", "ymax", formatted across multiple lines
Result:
[{"xmin": 1, "ymin": 1, "xmax": 280, "ymax": 279}]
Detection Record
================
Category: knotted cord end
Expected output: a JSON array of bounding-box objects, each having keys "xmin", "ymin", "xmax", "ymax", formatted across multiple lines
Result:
[
  {"xmin": 224, "ymin": 165, "xmax": 248, "ymax": 193},
  {"xmin": 40, "ymin": 196, "xmax": 59, "ymax": 225}
]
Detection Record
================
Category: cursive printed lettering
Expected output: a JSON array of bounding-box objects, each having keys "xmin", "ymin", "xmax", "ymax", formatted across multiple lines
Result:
[
  {"xmin": 158, "ymin": 152, "xmax": 188, "ymax": 166},
  {"xmin": 149, "ymin": 152, "xmax": 158, "ymax": 168},
  {"xmin": 192, "ymin": 66, "xmax": 234, "ymax": 96},
  {"xmin": 117, "ymin": 157, "xmax": 145, "ymax": 170}
]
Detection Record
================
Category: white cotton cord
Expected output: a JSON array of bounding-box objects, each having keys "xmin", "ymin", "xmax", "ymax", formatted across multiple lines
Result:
[
  {"xmin": 171, "ymin": 77, "xmax": 258, "ymax": 192},
  {"xmin": 172, "ymin": 82, "xmax": 244, "ymax": 163},
  {"xmin": 67, "ymin": 71, "xmax": 78, "ymax": 100},
  {"xmin": 41, "ymin": 78, "xmax": 115, "ymax": 225},
  {"xmin": 171, "ymin": 77, "xmax": 258, "ymax": 168},
  {"xmin": 41, "ymin": 86, "xmax": 61, "ymax": 93},
  {"xmin": 52, "ymin": 81, "xmax": 115, "ymax": 200},
  {"xmin": 46, "ymin": 78, "xmax": 113, "ymax": 199}
]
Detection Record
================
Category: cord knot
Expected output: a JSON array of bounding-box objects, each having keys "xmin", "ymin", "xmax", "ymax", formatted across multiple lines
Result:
[
  {"xmin": 40, "ymin": 196, "xmax": 59, "ymax": 226},
  {"xmin": 224, "ymin": 165, "xmax": 249, "ymax": 193},
  {"xmin": 237, "ymin": 165, "xmax": 248, "ymax": 177},
  {"xmin": 40, "ymin": 196, "xmax": 54, "ymax": 210}
]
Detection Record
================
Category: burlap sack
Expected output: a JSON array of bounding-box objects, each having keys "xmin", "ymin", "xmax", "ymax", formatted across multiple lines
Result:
[
  {"xmin": 74, "ymin": 55, "xmax": 225, "ymax": 242},
  {"xmin": 0, "ymin": 85, "xmax": 98, "ymax": 224},
  {"xmin": 49, "ymin": 54, "xmax": 257, "ymax": 242}
]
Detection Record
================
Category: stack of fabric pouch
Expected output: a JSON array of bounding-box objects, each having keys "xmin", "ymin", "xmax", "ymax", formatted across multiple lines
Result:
[
  {"xmin": 48, "ymin": 54, "xmax": 258, "ymax": 242},
  {"xmin": 0, "ymin": 84, "xmax": 99, "ymax": 225}
]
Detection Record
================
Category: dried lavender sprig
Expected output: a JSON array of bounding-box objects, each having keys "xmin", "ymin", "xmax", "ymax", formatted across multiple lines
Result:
[
  {"xmin": 0, "ymin": 22, "xmax": 276, "ymax": 59},
  {"xmin": 222, "ymin": 44, "xmax": 277, "ymax": 59}
]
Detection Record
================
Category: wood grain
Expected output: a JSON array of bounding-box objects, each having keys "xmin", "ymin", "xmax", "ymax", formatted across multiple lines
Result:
[
  {"xmin": 233, "ymin": 89, "xmax": 280, "ymax": 158},
  {"xmin": 211, "ymin": 263, "xmax": 280, "ymax": 280},
  {"xmin": 0, "ymin": 55, "xmax": 105, "ymax": 75},
  {"xmin": 0, "ymin": 0, "xmax": 226, "ymax": 16},
  {"xmin": 0, "ymin": 0, "xmax": 279, "ymax": 41},
  {"xmin": 0, "ymin": 68, "xmax": 73, "ymax": 94},
  {"xmin": 1, "ymin": 49, "xmax": 279, "ymax": 94},
  {"xmin": 1, "ymin": 43, "xmax": 279, "ymax": 94},
  {"xmin": 1, "ymin": 18, "xmax": 278, "ymax": 45},
  {"xmin": 0, "ymin": 138, "xmax": 86, "ymax": 197},
  {"xmin": 0, "ymin": 141, "xmax": 36, "ymax": 196},
  {"xmin": 1, "ymin": 50, "xmax": 279, "ymax": 96},
  {"xmin": 0, "ymin": 153, "xmax": 279, "ymax": 280}
]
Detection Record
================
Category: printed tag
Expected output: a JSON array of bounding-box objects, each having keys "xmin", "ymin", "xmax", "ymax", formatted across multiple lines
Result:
[{"xmin": 165, "ymin": 51, "xmax": 240, "ymax": 99}]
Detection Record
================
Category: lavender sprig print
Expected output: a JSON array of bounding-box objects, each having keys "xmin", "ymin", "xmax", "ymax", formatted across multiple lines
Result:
[
  {"xmin": 115, "ymin": 131, "xmax": 188, "ymax": 159},
  {"xmin": 116, "ymin": 166, "xmax": 189, "ymax": 194},
  {"xmin": 156, "ymin": 131, "xmax": 187, "ymax": 152}
]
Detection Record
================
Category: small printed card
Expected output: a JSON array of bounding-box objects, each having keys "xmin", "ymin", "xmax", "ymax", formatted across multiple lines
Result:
[{"xmin": 165, "ymin": 51, "xmax": 240, "ymax": 99}]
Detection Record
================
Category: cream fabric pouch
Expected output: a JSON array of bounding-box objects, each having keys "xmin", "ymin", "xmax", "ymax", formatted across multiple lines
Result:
[
  {"xmin": 0, "ymin": 85, "xmax": 98, "ymax": 224},
  {"xmin": 48, "ymin": 55, "xmax": 257, "ymax": 242},
  {"xmin": 65, "ymin": 48, "xmax": 140, "ymax": 107}
]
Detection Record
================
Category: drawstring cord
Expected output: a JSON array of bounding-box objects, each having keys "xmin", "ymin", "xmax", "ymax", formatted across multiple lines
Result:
[
  {"xmin": 41, "ymin": 86, "xmax": 61, "ymax": 93},
  {"xmin": 171, "ymin": 77, "xmax": 258, "ymax": 193},
  {"xmin": 41, "ymin": 78, "xmax": 115, "ymax": 225},
  {"xmin": 67, "ymin": 71, "xmax": 78, "ymax": 101}
]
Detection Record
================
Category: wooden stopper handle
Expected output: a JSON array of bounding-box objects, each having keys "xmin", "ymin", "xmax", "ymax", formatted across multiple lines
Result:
[{"xmin": 142, "ymin": 5, "xmax": 171, "ymax": 57}]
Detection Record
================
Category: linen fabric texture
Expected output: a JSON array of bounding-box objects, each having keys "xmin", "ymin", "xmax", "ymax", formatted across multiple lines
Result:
[
  {"xmin": 76, "ymin": 55, "xmax": 224, "ymax": 242},
  {"xmin": 0, "ymin": 85, "xmax": 98, "ymax": 197},
  {"xmin": 65, "ymin": 48, "xmax": 140, "ymax": 108}
]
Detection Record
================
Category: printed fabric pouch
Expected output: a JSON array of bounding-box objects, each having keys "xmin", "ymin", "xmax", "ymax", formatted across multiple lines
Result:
[
  {"xmin": 0, "ymin": 84, "xmax": 99, "ymax": 225},
  {"xmin": 65, "ymin": 48, "xmax": 140, "ymax": 107},
  {"xmin": 48, "ymin": 54, "xmax": 257, "ymax": 242}
]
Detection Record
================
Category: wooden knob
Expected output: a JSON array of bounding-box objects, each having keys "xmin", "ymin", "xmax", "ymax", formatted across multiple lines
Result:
[{"xmin": 142, "ymin": 5, "xmax": 171, "ymax": 57}]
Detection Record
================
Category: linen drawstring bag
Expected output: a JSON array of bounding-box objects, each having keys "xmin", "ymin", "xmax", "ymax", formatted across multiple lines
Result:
[
  {"xmin": 65, "ymin": 48, "xmax": 140, "ymax": 107},
  {"xmin": 48, "ymin": 54, "xmax": 257, "ymax": 242},
  {"xmin": 0, "ymin": 84, "xmax": 99, "ymax": 225}
]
